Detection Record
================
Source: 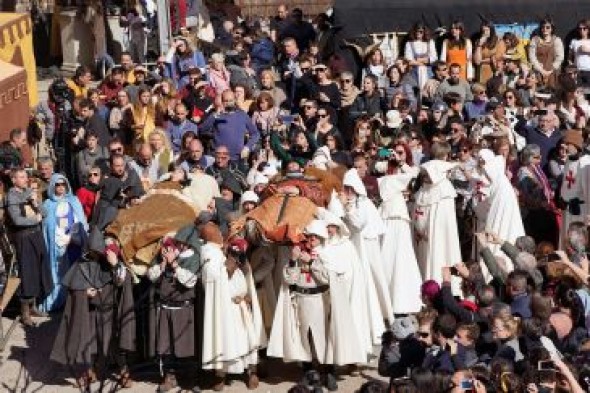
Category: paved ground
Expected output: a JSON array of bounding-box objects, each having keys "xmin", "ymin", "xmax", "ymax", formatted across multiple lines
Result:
[
  {"xmin": 0, "ymin": 79, "xmax": 388, "ymax": 393},
  {"xmin": 0, "ymin": 312, "xmax": 386, "ymax": 392}
]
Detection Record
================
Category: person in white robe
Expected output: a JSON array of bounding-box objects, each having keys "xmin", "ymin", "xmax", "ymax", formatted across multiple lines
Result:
[
  {"xmin": 318, "ymin": 209, "xmax": 379, "ymax": 363},
  {"xmin": 267, "ymin": 220, "xmax": 350, "ymax": 391},
  {"xmin": 559, "ymin": 131, "xmax": 590, "ymax": 247},
  {"xmin": 341, "ymin": 168, "xmax": 394, "ymax": 326},
  {"xmin": 476, "ymin": 149, "xmax": 525, "ymax": 279},
  {"xmin": 413, "ymin": 143, "xmax": 462, "ymax": 291},
  {"xmin": 199, "ymin": 223, "xmax": 253, "ymax": 391},
  {"xmin": 220, "ymin": 237, "xmax": 266, "ymax": 389},
  {"xmin": 377, "ymin": 161, "xmax": 423, "ymax": 314}
]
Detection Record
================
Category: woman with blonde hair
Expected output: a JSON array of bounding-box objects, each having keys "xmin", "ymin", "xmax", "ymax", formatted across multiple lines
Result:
[
  {"xmin": 259, "ymin": 69, "xmax": 286, "ymax": 108},
  {"xmin": 153, "ymin": 78, "xmax": 178, "ymax": 127},
  {"xmin": 148, "ymin": 128, "xmax": 173, "ymax": 174},
  {"xmin": 131, "ymin": 86, "xmax": 157, "ymax": 147},
  {"xmin": 491, "ymin": 313, "xmax": 524, "ymax": 363}
]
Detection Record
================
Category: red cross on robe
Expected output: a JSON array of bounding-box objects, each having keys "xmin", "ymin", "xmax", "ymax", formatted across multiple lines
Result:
[
  {"xmin": 475, "ymin": 180, "xmax": 485, "ymax": 202},
  {"xmin": 565, "ymin": 170, "xmax": 576, "ymax": 189}
]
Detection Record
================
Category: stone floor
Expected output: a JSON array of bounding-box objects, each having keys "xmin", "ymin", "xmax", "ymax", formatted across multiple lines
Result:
[{"xmin": 0, "ymin": 313, "xmax": 386, "ymax": 392}]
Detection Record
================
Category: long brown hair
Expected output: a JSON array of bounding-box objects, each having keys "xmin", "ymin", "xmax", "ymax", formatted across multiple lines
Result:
[{"xmin": 448, "ymin": 21, "xmax": 467, "ymax": 49}]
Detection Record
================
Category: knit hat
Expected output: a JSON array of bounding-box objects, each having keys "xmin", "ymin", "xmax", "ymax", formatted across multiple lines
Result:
[
  {"xmin": 391, "ymin": 315, "xmax": 418, "ymax": 340},
  {"xmin": 421, "ymin": 279, "xmax": 441, "ymax": 301},
  {"xmin": 385, "ymin": 109, "xmax": 403, "ymax": 128},
  {"xmin": 563, "ymin": 129, "xmax": 584, "ymax": 151},
  {"xmin": 228, "ymin": 237, "xmax": 248, "ymax": 255},
  {"xmin": 200, "ymin": 222, "xmax": 223, "ymax": 245}
]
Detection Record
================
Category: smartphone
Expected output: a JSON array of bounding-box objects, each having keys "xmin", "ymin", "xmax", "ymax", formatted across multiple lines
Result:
[
  {"xmin": 449, "ymin": 266, "xmax": 459, "ymax": 276},
  {"xmin": 460, "ymin": 379, "xmax": 474, "ymax": 392},
  {"xmin": 280, "ymin": 114, "xmax": 295, "ymax": 125},
  {"xmin": 538, "ymin": 360, "xmax": 555, "ymax": 370}
]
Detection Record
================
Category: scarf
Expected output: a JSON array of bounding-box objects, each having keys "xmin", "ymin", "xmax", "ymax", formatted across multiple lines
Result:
[
  {"xmin": 340, "ymin": 85, "xmax": 360, "ymax": 107},
  {"xmin": 530, "ymin": 164, "xmax": 553, "ymax": 204}
]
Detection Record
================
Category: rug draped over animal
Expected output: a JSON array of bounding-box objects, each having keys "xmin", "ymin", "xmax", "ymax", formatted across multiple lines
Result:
[
  {"xmin": 105, "ymin": 189, "xmax": 200, "ymax": 266},
  {"xmin": 230, "ymin": 195, "xmax": 318, "ymax": 244}
]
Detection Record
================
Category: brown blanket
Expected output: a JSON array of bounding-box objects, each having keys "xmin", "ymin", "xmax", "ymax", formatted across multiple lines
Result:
[
  {"xmin": 230, "ymin": 194, "xmax": 317, "ymax": 244},
  {"xmin": 105, "ymin": 190, "xmax": 199, "ymax": 264}
]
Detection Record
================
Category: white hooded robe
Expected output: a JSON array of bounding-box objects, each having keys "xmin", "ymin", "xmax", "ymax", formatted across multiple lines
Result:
[{"xmin": 378, "ymin": 168, "xmax": 423, "ymax": 314}]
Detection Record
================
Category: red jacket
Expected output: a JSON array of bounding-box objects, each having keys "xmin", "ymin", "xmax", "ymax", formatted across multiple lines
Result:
[{"xmin": 76, "ymin": 187, "xmax": 97, "ymax": 220}]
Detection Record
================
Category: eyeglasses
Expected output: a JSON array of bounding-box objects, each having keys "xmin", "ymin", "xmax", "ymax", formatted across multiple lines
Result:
[
  {"xmin": 579, "ymin": 26, "xmax": 589, "ymax": 31},
  {"xmin": 89, "ymin": 172, "xmax": 100, "ymax": 177}
]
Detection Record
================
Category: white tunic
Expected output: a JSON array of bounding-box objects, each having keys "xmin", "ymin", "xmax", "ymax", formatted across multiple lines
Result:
[
  {"xmin": 342, "ymin": 169, "xmax": 394, "ymax": 324},
  {"xmin": 414, "ymin": 160, "xmax": 462, "ymax": 290},
  {"xmin": 201, "ymin": 243, "xmax": 247, "ymax": 371},
  {"xmin": 223, "ymin": 267, "xmax": 267, "ymax": 374},
  {"xmin": 378, "ymin": 171, "xmax": 423, "ymax": 314},
  {"xmin": 477, "ymin": 150, "xmax": 525, "ymax": 279}
]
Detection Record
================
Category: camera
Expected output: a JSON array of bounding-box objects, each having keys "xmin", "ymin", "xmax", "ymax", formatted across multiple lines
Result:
[{"xmin": 48, "ymin": 78, "xmax": 74, "ymax": 108}]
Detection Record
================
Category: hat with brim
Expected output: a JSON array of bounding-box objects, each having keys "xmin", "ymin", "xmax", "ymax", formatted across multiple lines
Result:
[{"xmin": 563, "ymin": 129, "xmax": 584, "ymax": 151}]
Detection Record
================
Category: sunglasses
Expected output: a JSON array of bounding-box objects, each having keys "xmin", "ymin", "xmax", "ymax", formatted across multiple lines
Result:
[
  {"xmin": 505, "ymin": 95, "xmax": 514, "ymax": 99},
  {"xmin": 301, "ymin": 67, "xmax": 310, "ymax": 72},
  {"xmin": 89, "ymin": 172, "xmax": 100, "ymax": 177},
  {"xmin": 462, "ymin": 149, "xmax": 470, "ymax": 153},
  {"xmin": 55, "ymin": 182, "xmax": 66, "ymax": 186},
  {"xmin": 451, "ymin": 127, "xmax": 462, "ymax": 132},
  {"xmin": 395, "ymin": 150, "xmax": 405, "ymax": 155},
  {"xmin": 417, "ymin": 331, "xmax": 430, "ymax": 338},
  {"xmin": 580, "ymin": 26, "xmax": 589, "ymax": 31},
  {"xmin": 315, "ymin": 68, "xmax": 327, "ymax": 72}
]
